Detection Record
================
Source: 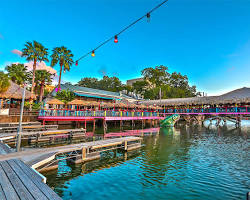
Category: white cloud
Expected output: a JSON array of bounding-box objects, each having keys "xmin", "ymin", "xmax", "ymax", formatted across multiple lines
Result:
[
  {"xmin": 24, "ymin": 61, "xmax": 58, "ymax": 85},
  {"xmin": 11, "ymin": 49, "xmax": 22, "ymax": 56},
  {"xmin": 24, "ymin": 61, "xmax": 57, "ymax": 74}
]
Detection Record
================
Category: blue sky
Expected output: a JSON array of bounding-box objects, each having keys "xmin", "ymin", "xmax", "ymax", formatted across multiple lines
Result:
[{"xmin": 0, "ymin": 0, "xmax": 250, "ymax": 95}]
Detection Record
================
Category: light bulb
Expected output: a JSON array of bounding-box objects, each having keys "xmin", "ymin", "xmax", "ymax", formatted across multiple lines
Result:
[{"xmin": 114, "ymin": 35, "xmax": 118, "ymax": 43}]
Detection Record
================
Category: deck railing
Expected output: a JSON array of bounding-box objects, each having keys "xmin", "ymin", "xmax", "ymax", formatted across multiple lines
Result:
[
  {"xmin": 163, "ymin": 106, "xmax": 250, "ymax": 114},
  {"xmin": 39, "ymin": 109, "xmax": 160, "ymax": 118},
  {"xmin": 39, "ymin": 106, "xmax": 250, "ymax": 118}
]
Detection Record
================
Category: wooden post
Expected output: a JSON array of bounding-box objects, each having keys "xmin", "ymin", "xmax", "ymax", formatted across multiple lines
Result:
[
  {"xmin": 82, "ymin": 147, "xmax": 86, "ymax": 160},
  {"xmin": 103, "ymin": 120, "xmax": 107, "ymax": 134},
  {"xmin": 124, "ymin": 140, "xmax": 128, "ymax": 151},
  {"xmin": 93, "ymin": 119, "xmax": 96, "ymax": 133}
]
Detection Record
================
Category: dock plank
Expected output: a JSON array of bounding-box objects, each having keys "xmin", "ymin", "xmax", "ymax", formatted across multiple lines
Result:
[
  {"xmin": 0, "ymin": 161, "xmax": 34, "ymax": 200},
  {"xmin": 0, "ymin": 164, "xmax": 20, "ymax": 200},
  {"xmin": 0, "ymin": 184, "xmax": 6, "ymax": 200},
  {"xmin": 8, "ymin": 160, "xmax": 49, "ymax": 200},
  {"xmin": 14, "ymin": 159, "xmax": 62, "ymax": 200}
]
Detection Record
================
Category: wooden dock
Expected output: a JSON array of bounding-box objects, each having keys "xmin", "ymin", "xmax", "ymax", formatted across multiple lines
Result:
[
  {"xmin": 0, "ymin": 142, "xmax": 62, "ymax": 200},
  {"xmin": 0, "ymin": 125, "xmax": 58, "ymax": 133},
  {"xmin": 0, "ymin": 122, "xmax": 41, "ymax": 128},
  {"xmin": 0, "ymin": 137, "xmax": 142, "ymax": 172},
  {"xmin": 0, "ymin": 159, "xmax": 62, "ymax": 200},
  {"xmin": 0, "ymin": 129, "xmax": 86, "ymax": 144}
]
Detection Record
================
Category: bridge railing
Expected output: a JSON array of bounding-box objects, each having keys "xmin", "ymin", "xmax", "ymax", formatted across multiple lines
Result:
[
  {"xmin": 163, "ymin": 106, "xmax": 250, "ymax": 114},
  {"xmin": 39, "ymin": 109, "xmax": 161, "ymax": 118}
]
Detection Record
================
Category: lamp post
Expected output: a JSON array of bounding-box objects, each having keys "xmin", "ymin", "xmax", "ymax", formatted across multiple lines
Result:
[{"xmin": 16, "ymin": 84, "xmax": 26, "ymax": 152}]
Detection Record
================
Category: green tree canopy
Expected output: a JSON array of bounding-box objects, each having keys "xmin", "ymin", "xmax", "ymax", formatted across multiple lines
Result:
[
  {"xmin": 0, "ymin": 71, "xmax": 10, "ymax": 93},
  {"xmin": 78, "ymin": 76, "xmax": 123, "ymax": 92},
  {"xmin": 133, "ymin": 65, "xmax": 198, "ymax": 99},
  {"xmin": 78, "ymin": 77, "xmax": 99, "ymax": 89},
  {"xmin": 5, "ymin": 63, "xmax": 30, "ymax": 85},
  {"xmin": 55, "ymin": 89, "xmax": 75, "ymax": 104}
]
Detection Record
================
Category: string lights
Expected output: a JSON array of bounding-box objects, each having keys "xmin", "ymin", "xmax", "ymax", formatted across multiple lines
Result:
[
  {"xmin": 75, "ymin": 0, "xmax": 169, "ymax": 65},
  {"xmin": 114, "ymin": 35, "xmax": 118, "ymax": 43}
]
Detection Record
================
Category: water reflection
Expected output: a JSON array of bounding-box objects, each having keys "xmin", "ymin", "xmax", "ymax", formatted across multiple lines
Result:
[{"xmin": 43, "ymin": 125, "xmax": 249, "ymax": 200}]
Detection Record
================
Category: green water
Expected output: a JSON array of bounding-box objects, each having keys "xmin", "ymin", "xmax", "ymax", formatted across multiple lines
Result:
[{"xmin": 43, "ymin": 125, "xmax": 250, "ymax": 200}]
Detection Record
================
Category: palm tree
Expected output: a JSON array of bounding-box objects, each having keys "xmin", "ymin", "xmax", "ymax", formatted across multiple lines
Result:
[
  {"xmin": 21, "ymin": 41, "xmax": 49, "ymax": 96},
  {"xmin": 50, "ymin": 46, "xmax": 74, "ymax": 90},
  {"xmin": 5, "ymin": 63, "xmax": 30, "ymax": 85},
  {"xmin": 35, "ymin": 70, "xmax": 54, "ymax": 102},
  {"xmin": 0, "ymin": 71, "xmax": 10, "ymax": 93}
]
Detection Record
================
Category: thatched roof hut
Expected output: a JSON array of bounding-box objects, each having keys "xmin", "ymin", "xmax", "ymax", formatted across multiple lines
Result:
[
  {"xmin": 46, "ymin": 98, "xmax": 64, "ymax": 105},
  {"xmin": 0, "ymin": 81, "xmax": 35, "ymax": 99},
  {"xmin": 141, "ymin": 87, "xmax": 250, "ymax": 106},
  {"xmin": 115, "ymin": 102, "xmax": 127, "ymax": 108},
  {"xmin": 88, "ymin": 101, "xmax": 100, "ymax": 106},
  {"xmin": 102, "ymin": 102, "xmax": 114, "ymax": 108},
  {"xmin": 68, "ymin": 99, "xmax": 89, "ymax": 105}
]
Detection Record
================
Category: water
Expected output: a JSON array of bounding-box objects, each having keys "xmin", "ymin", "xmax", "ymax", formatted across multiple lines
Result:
[{"xmin": 43, "ymin": 125, "xmax": 250, "ymax": 200}]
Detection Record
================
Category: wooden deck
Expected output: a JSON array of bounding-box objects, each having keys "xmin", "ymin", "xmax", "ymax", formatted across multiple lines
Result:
[
  {"xmin": 0, "ymin": 142, "xmax": 62, "ymax": 200},
  {"xmin": 0, "ymin": 159, "xmax": 62, "ymax": 200}
]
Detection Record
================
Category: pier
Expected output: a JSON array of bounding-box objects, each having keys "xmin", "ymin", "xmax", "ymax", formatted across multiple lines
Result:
[
  {"xmin": 0, "ymin": 142, "xmax": 62, "ymax": 200},
  {"xmin": 0, "ymin": 136, "xmax": 142, "ymax": 172}
]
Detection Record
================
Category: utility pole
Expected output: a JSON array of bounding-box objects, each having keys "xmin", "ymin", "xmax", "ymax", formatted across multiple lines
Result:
[{"xmin": 16, "ymin": 84, "xmax": 26, "ymax": 152}]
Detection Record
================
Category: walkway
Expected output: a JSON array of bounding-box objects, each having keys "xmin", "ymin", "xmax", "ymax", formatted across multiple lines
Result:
[{"xmin": 0, "ymin": 142, "xmax": 62, "ymax": 200}]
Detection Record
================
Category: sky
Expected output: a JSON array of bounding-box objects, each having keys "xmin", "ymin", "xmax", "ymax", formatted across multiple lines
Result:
[{"xmin": 0, "ymin": 0, "xmax": 250, "ymax": 96}]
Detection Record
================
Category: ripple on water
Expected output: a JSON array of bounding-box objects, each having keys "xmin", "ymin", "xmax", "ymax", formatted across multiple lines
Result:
[{"xmin": 43, "ymin": 126, "xmax": 250, "ymax": 200}]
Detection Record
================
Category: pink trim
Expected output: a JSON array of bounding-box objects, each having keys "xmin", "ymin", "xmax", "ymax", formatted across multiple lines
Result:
[{"xmin": 38, "ymin": 116, "xmax": 164, "ymax": 121}]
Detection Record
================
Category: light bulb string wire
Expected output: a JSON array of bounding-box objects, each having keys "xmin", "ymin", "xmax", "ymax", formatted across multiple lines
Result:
[{"xmin": 75, "ymin": 0, "xmax": 169, "ymax": 63}]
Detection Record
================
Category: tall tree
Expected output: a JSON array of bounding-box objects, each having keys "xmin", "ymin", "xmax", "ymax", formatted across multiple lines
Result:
[
  {"xmin": 142, "ymin": 65, "xmax": 169, "ymax": 87},
  {"xmin": 77, "ymin": 76, "xmax": 123, "ymax": 92},
  {"xmin": 51, "ymin": 46, "xmax": 74, "ymax": 90},
  {"xmin": 55, "ymin": 89, "xmax": 75, "ymax": 104},
  {"xmin": 35, "ymin": 70, "xmax": 53, "ymax": 102},
  {"xmin": 78, "ymin": 77, "xmax": 99, "ymax": 88},
  {"xmin": 21, "ymin": 41, "xmax": 49, "ymax": 96},
  {"xmin": 0, "ymin": 71, "xmax": 10, "ymax": 93},
  {"xmin": 5, "ymin": 63, "xmax": 30, "ymax": 85}
]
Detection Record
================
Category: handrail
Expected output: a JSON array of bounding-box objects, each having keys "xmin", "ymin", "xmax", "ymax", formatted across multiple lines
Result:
[
  {"xmin": 39, "ymin": 109, "xmax": 161, "ymax": 118},
  {"xmin": 38, "ymin": 106, "xmax": 250, "ymax": 118}
]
